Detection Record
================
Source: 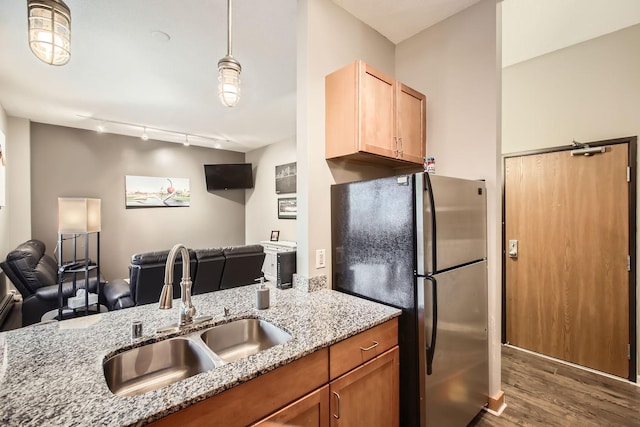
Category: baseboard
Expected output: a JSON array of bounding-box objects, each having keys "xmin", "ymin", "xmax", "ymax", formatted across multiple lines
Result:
[{"xmin": 486, "ymin": 390, "xmax": 506, "ymax": 415}]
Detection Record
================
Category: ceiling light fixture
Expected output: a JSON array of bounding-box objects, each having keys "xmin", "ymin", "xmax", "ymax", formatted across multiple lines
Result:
[
  {"xmin": 183, "ymin": 134, "xmax": 190, "ymax": 147},
  {"xmin": 96, "ymin": 122, "xmax": 105, "ymax": 133},
  {"xmin": 217, "ymin": 0, "xmax": 241, "ymax": 107},
  {"xmin": 141, "ymin": 127, "xmax": 149, "ymax": 141},
  {"xmin": 27, "ymin": 0, "xmax": 71, "ymax": 66}
]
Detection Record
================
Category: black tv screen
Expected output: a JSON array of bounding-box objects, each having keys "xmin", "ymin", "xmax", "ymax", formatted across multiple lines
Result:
[{"xmin": 204, "ymin": 163, "xmax": 254, "ymax": 190}]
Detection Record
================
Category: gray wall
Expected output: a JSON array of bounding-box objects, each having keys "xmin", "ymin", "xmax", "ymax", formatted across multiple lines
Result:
[
  {"xmin": 30, "ymin": 123, "xmax": 246, "ymax": 280},
  {"xmin": 245, "ymin": 137, "xmax": 297, "ymax": 244},
  {"xmin": 503, "ymin": 23, "xmax": 640, "ymax": 153}
]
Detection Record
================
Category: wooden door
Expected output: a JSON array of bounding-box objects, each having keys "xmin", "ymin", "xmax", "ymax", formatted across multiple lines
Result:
[
  {"xmin": 253, "ymin": 386, "xmax": 329, "ymax": 427},
  {"xmin": 396, "ymin": 82, "xmax": 426, "ymax": 164},
  {"xmin": 360, "ymin": 63, "xmax": 396, "ymax": 159},
  {"xmin": 505, "ymin": 143, "xmax": 630, "ymax": 378},
  {"xmin": 330, "ymin": 347, "xmax": 399, "ymax": 427}
]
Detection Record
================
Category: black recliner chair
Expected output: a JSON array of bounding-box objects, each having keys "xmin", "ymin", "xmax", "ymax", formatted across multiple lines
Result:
[
  {"xmin": 193, "ymin": 248, "xmax": 225, "ymax": 294},
  {"xmin": 0, "ymin": 239, "xmax": 100, "ymax": 326},
  {"xmin": 220, "ymin": 245, "xmax": 266, "ymax": 290},
  {"xmin": 103, "ymin": 249, "xmax": 199, "ymax": 310}
]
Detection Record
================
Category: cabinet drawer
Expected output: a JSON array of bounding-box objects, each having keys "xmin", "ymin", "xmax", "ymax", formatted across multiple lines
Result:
[{"xmin": 329, "ymin": 318, "xmax": 398, "ymax": 380}]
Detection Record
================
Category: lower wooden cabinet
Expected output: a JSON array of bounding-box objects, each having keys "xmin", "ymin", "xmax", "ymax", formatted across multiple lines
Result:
[
  {"xmin": 150, "ymin": 319, "xmax": 399, "ymax": 427},
  {"xmin": 329, "ymin": 347, "xmax": 399, "ymax": 427},
  {"xmin": 253, "ymin": 385, "xmax": 330, "ymax": 427}
]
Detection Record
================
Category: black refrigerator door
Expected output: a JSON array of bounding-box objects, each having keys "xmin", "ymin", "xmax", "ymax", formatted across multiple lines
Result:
[
  {"xmin": 417, "ymin": 173, "xmax": 487, "ymax": 275},
  {"xmin": 331, "ymin": 174, "xmax": 416, "ymax": 309}
]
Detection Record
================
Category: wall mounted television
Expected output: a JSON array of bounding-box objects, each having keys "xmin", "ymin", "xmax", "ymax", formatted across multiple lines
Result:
[{"xmin": 204, "ymin": 163, "xmax": 254, "ymax": 190}]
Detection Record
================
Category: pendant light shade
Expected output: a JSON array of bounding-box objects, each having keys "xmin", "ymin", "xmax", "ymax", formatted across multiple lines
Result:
[
  {"xmin": 218, "ymin": 0, "xmax": 241, "ymax": 107},
  {"xmin": 27, "ymin": 0, "xmax": 71, "ymax": 66}
]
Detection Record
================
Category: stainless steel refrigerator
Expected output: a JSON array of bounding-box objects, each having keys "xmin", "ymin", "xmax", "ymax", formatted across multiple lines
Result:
[{"xmin": 331, "ymin": 172, "xmax": 488, "ymax": 427}]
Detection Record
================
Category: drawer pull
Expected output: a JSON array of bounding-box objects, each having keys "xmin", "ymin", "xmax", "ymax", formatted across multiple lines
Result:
[
  {"xmin": 333, "ymin": 391, "xmax": 341, "ymax": 419},
  {"xmin": 360, "ymin": 341, "xmax": 379, "ymax": 352}
]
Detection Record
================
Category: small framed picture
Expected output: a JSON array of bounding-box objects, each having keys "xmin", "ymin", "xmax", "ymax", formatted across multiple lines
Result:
[
  {"xmin": 278, "ymin": 197, "xmax": 297, "ymax": 219},
  {"xmin": 270, "ymin": 230, "xmax": 280, "ymax": 242}
]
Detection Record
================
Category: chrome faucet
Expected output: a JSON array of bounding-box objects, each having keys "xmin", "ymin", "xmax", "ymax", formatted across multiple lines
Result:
[{"xmin": 158, "ymin": 244, "xmax": 211, "ymax": 332}]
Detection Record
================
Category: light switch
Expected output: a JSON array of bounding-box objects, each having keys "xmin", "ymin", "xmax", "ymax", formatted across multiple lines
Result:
[
  {"xmin": 316, "ymin": 249, "xmax": 326, "ymax": 268},
  {"xmin": 508, "ymin": 240, "xmax": 518, "ymax": 258}
]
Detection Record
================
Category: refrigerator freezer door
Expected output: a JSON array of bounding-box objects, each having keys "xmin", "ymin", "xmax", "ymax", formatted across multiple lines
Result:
[
  {"xmin": 420, "ymin": 261, "xmax": 488, "ymax": 427},
  {"xmin": 418, "ymin": 173, "xmax": 487, "ymax": 275},
  {"xmin": 331, "ymin": 175, "xmax": 416, "ymax": 309}
]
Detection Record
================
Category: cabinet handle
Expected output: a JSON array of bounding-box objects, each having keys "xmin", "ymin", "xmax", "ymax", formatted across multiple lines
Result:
[
  {"xmin": 360, "ymin": 341, "xmax": 379, "ymax": 351},
  {"xmin": 333, "ymin": 391, "xmax": 341, "ymax": 419},
  {"xmin": 398, "ymin": 137, "xmax": 403, "ymax": 156},
  {"xmin": 393, "ymin": 136, "xmax": 398, "ymax": 155}
]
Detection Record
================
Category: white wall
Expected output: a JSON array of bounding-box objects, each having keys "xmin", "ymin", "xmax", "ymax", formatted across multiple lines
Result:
[
  {"xmin": 296, "ymin": 0, "xmax": 397, "ymax": 278},
  {"xmin": 245, "ymin": 137, "xmax": 297, "ymax": 244},
  {"xmin": 0, "ymin": 114, "xmax": 31, "ymax": 258},
  {"xmin": 29, "ymin": 123, "xmax": 246, "ymax": 280},
  {"xmin": 502, "ymin": 23, "xmax": 640, "ymax": 378},
  {"xmin": 396, "ymin": 0, "xmax": 502, "ymax": 398}
]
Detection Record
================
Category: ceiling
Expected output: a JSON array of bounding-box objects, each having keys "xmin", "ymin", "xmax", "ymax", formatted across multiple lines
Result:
[
  {"xmin": 1, "ymin": 0, "xmax": 639, "ymax": 153},
  {"xmin": 0, "ymin": 0, "xmax": 298, "ymax": 152}
]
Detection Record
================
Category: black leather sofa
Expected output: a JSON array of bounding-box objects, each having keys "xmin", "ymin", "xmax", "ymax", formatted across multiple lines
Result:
[
  {"xmin": 103, "ymin": 244, "xmax": 265, "ymax": 311},
  {"xmin": 0, "ymin": 240, "xmax": 101, "ymax": 326}
]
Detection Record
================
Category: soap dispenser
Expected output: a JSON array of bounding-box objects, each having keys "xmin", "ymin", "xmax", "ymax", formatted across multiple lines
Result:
[{"xmin": 256, "ymin": 277, "xmax": 269, "ymax": 310}]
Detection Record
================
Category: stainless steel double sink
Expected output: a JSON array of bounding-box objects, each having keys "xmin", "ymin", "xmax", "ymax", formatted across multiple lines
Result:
[{"xmin": 103, "ymin": 318, "xmax": 292, "ymax": 397}]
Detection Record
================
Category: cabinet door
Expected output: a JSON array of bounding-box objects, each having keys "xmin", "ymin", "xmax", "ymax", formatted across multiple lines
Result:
[
  {"xmin": 253, "ymin": 386, "xmax": 329, "ymax": 427},
  {"xmin": 396, "ymin": 82, "xmax": 426, "ymax": 164},
  {"xmin": 329, "ymin": 347, "xmax": 399, "ymax": 427},
  {"xmin": 360, "ymin": 64, "xmax": 396, "ymax": 159}
]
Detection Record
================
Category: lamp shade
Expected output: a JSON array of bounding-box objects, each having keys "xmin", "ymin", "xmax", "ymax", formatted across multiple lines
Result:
[{"xmin": 58, "ymin": 198, "xmax": 101, "ymax": 233}]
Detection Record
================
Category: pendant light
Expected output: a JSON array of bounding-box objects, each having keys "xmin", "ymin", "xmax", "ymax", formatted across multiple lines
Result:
[
  {"xmin": 27, "ymin": 0, "xmax": 71, "ymax": 66},
  {"xmin": 217, "ymin": 0, "xmax": 241, "ymax": 107}
]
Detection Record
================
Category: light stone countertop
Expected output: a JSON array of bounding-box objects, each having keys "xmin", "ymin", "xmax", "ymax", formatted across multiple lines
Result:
[{"xmin": 0, "ymin": 284, "xmax": 401, "ymax": 426}]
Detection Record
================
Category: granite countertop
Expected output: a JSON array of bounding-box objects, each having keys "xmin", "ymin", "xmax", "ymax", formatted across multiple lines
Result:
[{"xmin": 0, "ymin": 284, "xmax": 401, "ymax": 426}]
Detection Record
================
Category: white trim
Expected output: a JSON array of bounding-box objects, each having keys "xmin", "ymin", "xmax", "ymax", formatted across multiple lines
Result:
[
  {"xmin": 483, "ymin": 402, "xmax": 507, "ymax": 416},
  {"xmin": 505, "ymin": 344, "xmax": 639, "ymax": 386}
]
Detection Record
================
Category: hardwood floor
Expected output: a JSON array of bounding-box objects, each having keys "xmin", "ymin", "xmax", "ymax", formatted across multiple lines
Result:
[{"xmin": 469, "ymin": 345, "xmax": 640, "ymax": 427}]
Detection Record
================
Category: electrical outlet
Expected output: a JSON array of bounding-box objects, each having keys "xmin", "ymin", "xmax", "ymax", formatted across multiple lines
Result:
[{"xmin": 316, "ymin": 249, "xmax": 326, "ymax": 269}]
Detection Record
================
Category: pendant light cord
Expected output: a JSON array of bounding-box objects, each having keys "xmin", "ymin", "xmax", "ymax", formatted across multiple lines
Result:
[{"xmin": 227, "ymin": 0, "xmax": 232, "ymax": 56}]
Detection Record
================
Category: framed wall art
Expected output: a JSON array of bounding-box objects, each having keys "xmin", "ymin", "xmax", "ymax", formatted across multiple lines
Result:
[
  {"xmin": 125, "ymin": 175, "xmax": 190, "ymax": 208},
  {"xmin": 278, "ymin": 197, "xmax": 297, "ymax": 219},
  {"xmin": 275, "ymin": 162, "xmax": 296, "ymax": 194}
]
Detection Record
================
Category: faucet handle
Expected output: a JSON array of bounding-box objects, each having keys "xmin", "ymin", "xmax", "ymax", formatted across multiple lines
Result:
[{"xmin": 223, "ymin": 306, "xmax": 230, "ymax": 317}]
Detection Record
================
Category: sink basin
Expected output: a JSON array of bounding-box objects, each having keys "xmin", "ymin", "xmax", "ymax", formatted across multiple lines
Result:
[
  {"xmin": 201, "ymin": 319, "xmax": 292, "ymax": 362},
  {"xmin": 103, "ymin": 337, "xmax": 217, "ymax": 397}
]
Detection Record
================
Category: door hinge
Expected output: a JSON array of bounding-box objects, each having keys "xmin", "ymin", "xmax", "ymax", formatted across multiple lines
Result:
[
  {"xmin": 628, "ymin": 255, "xmax": 631, "ymax": 272},
  {"xmin": 627, "ymin": 166, "xmax": 631, "ymax": 183}
]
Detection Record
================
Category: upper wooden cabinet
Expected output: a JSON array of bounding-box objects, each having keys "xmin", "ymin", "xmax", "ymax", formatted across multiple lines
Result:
[{"xmin": 325, "ymin": 60, "xmax": 426, "ymax": 166}]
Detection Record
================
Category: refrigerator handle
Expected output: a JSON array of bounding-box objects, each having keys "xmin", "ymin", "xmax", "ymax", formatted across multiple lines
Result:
[{"xmin": 426, "ymin": 276, "xmax": 438, "ymax": 375}]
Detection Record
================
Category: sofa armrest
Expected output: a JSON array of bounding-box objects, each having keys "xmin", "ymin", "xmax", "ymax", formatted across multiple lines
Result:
[{"xmin": 103, "ymin": 279, "xmax": 134, "ymax": 310}]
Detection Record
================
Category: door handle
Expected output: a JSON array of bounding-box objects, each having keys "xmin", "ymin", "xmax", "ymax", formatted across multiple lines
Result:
[
  {"xmin": 426, "ymin": 276, "xmax": 438, "ymax": 375},
  {"xmin": 360, "ymin": 341, "xmax": 379, "ymax": 351},
  {"xmin": 333, "ymin": 391, "xmax": 341, "ymax": 419}
]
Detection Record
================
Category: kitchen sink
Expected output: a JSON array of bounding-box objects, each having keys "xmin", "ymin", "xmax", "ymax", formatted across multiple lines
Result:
[
  {"xmin": 103, "ymin": 337, "xmax": 218, "ymax": 397},
  {"xmin": 201, "ymin": 319, "xmax": 292, "ymax": 363},
  {"xmin": 103, "ymin": 318, "xmax": 291, "ymax": 396}
]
